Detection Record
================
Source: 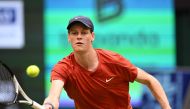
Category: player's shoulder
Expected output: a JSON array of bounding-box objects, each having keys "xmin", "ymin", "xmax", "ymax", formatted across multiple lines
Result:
[
  {"xmin": 96, "ymin": 49, "xmax": 120, "ymax": 56},
  {"xmin": 57, "ymin": 52, "xmax": 74, "ymax": 66},
  {"xmin": 96, "ymin": 49, "xmax": 123, "ymax": 62}
]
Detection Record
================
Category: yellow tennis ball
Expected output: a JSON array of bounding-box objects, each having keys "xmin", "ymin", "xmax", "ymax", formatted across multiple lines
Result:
[{"xmin": 26, "ymin": 65, "xmax": 40, "ymax": 78}]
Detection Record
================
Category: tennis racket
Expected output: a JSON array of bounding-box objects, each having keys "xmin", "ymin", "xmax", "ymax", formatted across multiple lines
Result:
[{"xmin": 0, "ymin": 61, "xmax": 44, "ymax": 109}]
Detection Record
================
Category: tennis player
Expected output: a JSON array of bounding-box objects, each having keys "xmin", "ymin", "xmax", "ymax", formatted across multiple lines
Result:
[{"xmin": 43, "ymin": 16, "xmax": 171, "ymax": 109}]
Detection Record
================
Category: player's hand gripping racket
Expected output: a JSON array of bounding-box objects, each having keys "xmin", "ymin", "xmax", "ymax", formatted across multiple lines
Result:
[{"xmin": 0, "ymin": 61, "xmax": 44, "ymax": 109}]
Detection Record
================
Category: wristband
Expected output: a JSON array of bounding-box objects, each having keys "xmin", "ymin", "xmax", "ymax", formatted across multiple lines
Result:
[{"xmin": 44, "ymin": 102, "xmax": 54, "ymax": 109}]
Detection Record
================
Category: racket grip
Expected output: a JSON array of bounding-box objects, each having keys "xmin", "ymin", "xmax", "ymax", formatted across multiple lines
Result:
[{"xmin": 31, "ymin": 101, "xmax": 45, "ymax": 109}]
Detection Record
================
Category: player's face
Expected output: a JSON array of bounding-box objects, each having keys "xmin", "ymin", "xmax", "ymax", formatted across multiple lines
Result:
[{"xmin": 68, "ymin": 23, "xmax": 95, "ymax": 52}]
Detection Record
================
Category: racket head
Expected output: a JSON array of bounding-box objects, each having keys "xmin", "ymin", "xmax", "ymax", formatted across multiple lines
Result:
[{"xmin": 0, "ymin": 61, "xmax": 18, "ymax": 105}]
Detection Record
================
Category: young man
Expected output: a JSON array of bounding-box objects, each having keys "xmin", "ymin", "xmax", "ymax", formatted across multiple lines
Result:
[{"xmin": 43, "ymin": 16, "xmax": 171, "ymax": 109}]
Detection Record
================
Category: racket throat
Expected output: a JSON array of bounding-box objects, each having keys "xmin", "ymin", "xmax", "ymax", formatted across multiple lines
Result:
[{"xmin": 17, "ymin": 100, "xmax": 33, "ymax": 105}]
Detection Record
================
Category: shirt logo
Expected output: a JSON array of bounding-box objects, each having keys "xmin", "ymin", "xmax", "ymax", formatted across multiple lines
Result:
[{"xmin": 106, "ymin": 77, "xmax": 114, "ymax": 83}]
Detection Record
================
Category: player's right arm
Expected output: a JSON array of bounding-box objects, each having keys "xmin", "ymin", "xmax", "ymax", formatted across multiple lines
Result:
[{"xmin": 43, "ymin": 79, "xmax": 64, "ymax": 109}]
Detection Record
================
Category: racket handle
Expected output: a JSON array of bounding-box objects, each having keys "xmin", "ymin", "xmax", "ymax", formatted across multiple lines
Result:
[{"xmin": 31, "ymin": 101, "xmax": 45, "ymax": 109}]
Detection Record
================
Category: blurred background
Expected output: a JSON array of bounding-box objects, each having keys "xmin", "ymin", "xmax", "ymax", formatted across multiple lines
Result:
[{"xmin": 0, "ymin": 0, "xmax": 190, "ymax": 109}]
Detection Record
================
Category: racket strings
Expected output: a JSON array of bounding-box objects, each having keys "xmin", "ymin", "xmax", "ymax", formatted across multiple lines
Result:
[
  {"xmin": 0, "ymin": 63, "xmax": 17, "ymax": 104},
  {"xmin": 0, "ymin": 64, "xmax": 12, "ymax": 81}
]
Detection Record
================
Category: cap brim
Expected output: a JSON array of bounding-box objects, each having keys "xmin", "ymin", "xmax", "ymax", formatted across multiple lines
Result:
[{"xmin": 67, "ymin": 20, "xmax": 91, "ymax": 30}]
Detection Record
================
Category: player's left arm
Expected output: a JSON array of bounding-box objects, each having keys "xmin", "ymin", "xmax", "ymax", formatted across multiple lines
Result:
[{"xmin": 135, "ymin": 67, "xmax": 171, "ymax": 109}]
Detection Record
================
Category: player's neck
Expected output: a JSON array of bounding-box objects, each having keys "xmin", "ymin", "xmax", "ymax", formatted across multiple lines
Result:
[{"xmin": 74, "ymin": 48, "xmax": 99, "ymax": 72}]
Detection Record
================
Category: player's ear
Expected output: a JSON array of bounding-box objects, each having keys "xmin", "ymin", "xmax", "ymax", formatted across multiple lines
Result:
[
  {"xmin": 91, "ymin": 32, "xmax": 95, "ymax": 42},
  {"xmin": 68, "ymin": 33, "xmax": 71, "ymax": 43},
  {"xmin": 68, "ymin": 38, "xmax": 71, "ymax": 43}
]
